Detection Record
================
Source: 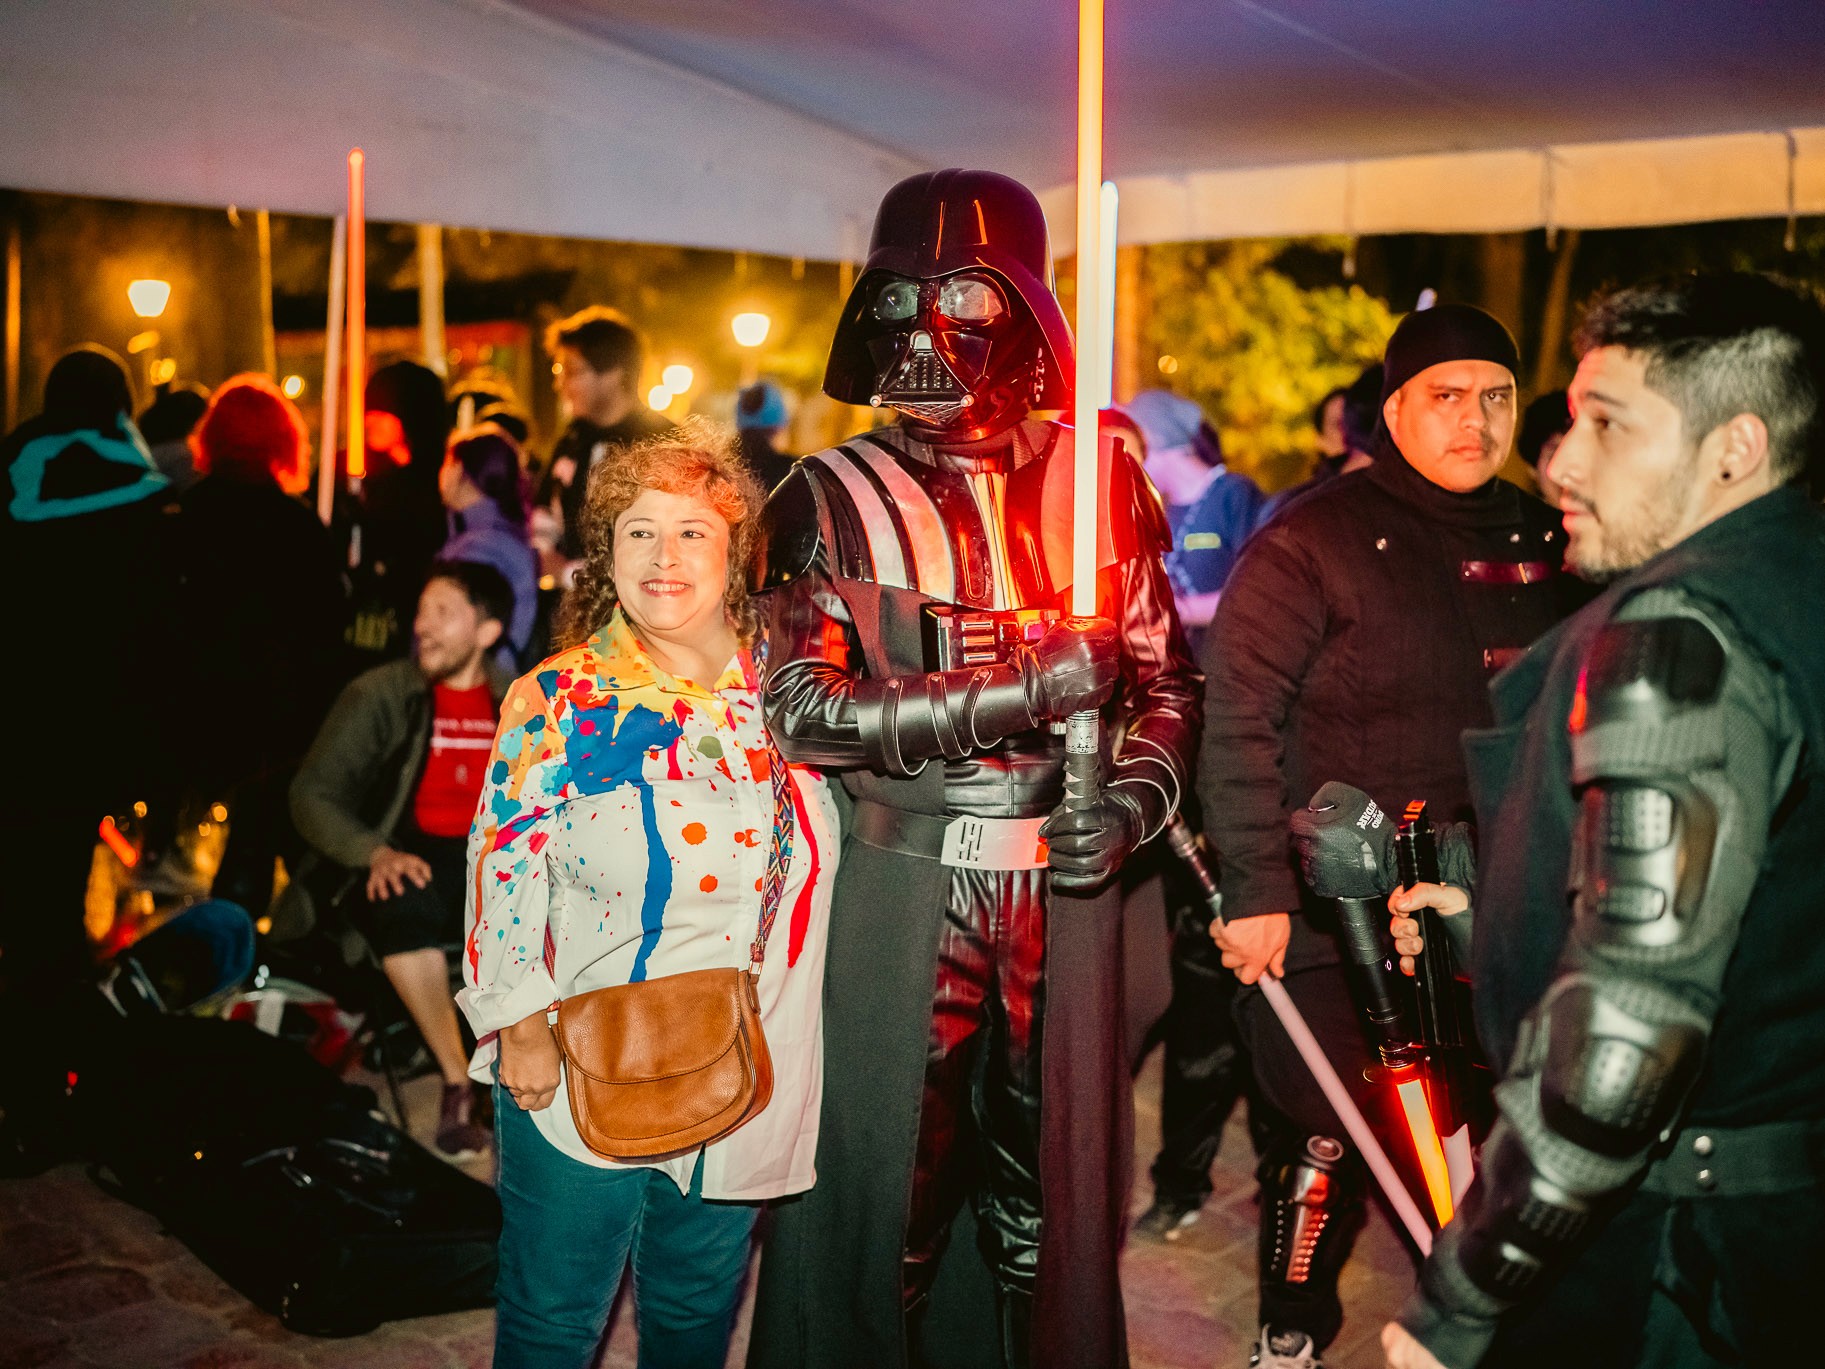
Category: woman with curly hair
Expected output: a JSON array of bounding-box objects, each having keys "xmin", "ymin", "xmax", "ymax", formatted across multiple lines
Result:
[{"xmin": 459, "ymin": 424, "xmax": 839, "ymax": 1369}]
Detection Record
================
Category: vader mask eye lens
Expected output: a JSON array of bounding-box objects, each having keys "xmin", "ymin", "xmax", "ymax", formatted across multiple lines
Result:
[
  {"xmin": 873, "ymin": 280, "xmax": 920, "ymax": 322},
  {"xmin": 937, "ymin": 278, "xmax": 1006, "ymax": 324}
]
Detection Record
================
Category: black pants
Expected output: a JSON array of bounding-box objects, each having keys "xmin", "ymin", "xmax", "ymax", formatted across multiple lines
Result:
[
  {"xmin": 1232, "ymin": 960, "xmax": 1385, "ymax": 1349},
  {"xmin": 1150, "ymin": 855, "xmax": 1254, "ymax": 1207},
  {"xmin": 904, "ymin": 866, "xmax": 1048, "ymax": 1307},
  {"xmin": 0, "ymin": 802, "xmax": 104, "ymax": 1152},
  {"xmin": 349, "ymin": 830, "xmax": 468, "ymax": 959}
]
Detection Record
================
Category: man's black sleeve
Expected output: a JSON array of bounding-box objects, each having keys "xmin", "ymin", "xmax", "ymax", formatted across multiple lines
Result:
[{"xmin": 1196, "ymin": 524, "xmax": 1329, "ymax": 918}]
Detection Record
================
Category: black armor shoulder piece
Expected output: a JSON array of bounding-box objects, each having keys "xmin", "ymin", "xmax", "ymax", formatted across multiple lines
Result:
[
  {"xmin": 1112, "ymin": 436, "xmax": 1174, "ymax": 559},
  {"xmin": 1575, "ymin": 613, "xmax": 1727, "ymax": 731},
  {"xmin": 1020, "ymin": 424, "xmax": 1173, "ymax": 591},
  {"xmin": 749, "ymin": 460, "xmax": 826, "ymax": 592}
]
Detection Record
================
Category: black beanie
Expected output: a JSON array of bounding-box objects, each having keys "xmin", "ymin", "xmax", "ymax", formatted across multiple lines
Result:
[{"xmin": 1380, "ymin": 304, "xmax": 1519, "ymax": 404}]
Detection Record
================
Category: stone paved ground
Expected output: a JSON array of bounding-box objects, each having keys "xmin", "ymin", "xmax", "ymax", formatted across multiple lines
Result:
[{"xmin": 0, "ymin": 1051, "xmax": 1410, "ymax": 1369}]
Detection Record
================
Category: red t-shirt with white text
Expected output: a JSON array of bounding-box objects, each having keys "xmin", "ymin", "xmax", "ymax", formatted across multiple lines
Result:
[{"xmin": 412, "ymin": 683, "xmax": 498, "ymax": 838}]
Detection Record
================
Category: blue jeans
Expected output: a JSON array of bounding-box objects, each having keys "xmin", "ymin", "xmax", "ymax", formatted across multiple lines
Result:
[{"xmin": 492, "ymin": 1084, "xmax": 758, "ymax": 1369}]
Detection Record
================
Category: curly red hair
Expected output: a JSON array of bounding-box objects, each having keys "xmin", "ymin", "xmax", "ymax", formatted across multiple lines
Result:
[
  {"xmin": 555, "ymin": 421, "xmax": 765, "ymax": 650},
  {"xmin": 192, "ymin": 374, "xmax": 309, "ymax": 494}
]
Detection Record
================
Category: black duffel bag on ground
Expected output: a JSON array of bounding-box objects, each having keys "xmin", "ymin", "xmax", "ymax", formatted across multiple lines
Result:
[{"xmin": 67, "ymin": 1014, "xmax": 499, "ymax": 1336}]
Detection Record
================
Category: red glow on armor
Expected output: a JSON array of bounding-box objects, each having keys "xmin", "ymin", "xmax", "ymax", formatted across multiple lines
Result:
[{"xmin": 1569, "ymin": 664, "xmax": 1590, "ymax": 733}]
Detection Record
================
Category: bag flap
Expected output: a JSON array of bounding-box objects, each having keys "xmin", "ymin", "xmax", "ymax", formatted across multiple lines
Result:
[{"xmin": 554, "ymin": 967, "xmax": 747, "ymax": 1086}]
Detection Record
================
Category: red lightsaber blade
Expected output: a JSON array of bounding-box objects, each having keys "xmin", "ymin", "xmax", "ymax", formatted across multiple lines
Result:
[{"xmin": 1395, "ymin": 1070, "xmax": 1454, "ymax": 1225}]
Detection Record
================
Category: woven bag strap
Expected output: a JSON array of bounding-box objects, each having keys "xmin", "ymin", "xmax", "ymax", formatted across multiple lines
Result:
[{"xmin": 749, "ymin": 732, "xmax": 795, "ymax": 971}]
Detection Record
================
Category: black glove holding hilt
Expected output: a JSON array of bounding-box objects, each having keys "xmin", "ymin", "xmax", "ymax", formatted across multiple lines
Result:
[{"xmin": 855, "ymin": 617, "xmax": 1119, "ymax": 776}]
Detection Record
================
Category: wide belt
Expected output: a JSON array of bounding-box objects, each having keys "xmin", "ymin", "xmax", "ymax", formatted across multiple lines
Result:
[
  {"xmin": 1640, "ymin": 1118, "xmax": 1824, "ymax": 1198},
  {"xmin": 850, "ymin": 798, "xmax": 1050, "ymax": 871}
]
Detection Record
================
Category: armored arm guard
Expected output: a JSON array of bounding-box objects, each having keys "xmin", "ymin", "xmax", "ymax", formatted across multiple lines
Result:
[
  {"xmin": 762, "ymin": 557, "xmax": 1058, "ymax": 775},
  {"xmin": 757, "ymin": 466, "xmax": 1081, "ymax": 776},
  {"xmin": 1401, "ymin": 589, "xmax": 1798, "ymax": 1368}
]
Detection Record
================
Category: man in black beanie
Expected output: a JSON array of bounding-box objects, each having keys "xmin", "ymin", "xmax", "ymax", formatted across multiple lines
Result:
[{"xmin": 1195, "ymin": 305, "xmax": 1579, "ymax": 1367}]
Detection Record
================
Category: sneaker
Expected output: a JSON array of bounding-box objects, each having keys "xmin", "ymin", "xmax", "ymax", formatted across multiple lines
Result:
[
  {"xmin": 1132, "ymin": 1194, "xmax": 1202, "ymax": 1241},
  {"xmin": 1249, "ymin": 1324, "xmax": 1321, "ymax": 1369},
  {"xmin": 435, "ymin": 1082, "xmax": 490, "ymax": 1162}
]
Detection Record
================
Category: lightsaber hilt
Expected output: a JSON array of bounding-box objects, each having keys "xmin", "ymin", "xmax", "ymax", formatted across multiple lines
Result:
[
  {"xmin": 1063, "ymin": 709, "xmax": 1101, "ymax": 814},
  {"xmin": 1165, "ymin": 814, "xmax": 1221, "ymax": 920},
  {"xmin": 1395, "ymin": 803, "xmax": 1463, "ymax": 1053},
  {"xmin": 1334, "ymin": 896, "xmax": 1424, "ymax": 1069},
  {"xmin": 1396, "ymin": 802, "xmax": 1467, "ymax": 1138}
]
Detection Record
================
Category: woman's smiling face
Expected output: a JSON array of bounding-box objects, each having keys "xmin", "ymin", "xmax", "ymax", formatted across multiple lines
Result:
[{"xmin": 612, "ymin": 485, "xmax": 733, "ymax": 650}]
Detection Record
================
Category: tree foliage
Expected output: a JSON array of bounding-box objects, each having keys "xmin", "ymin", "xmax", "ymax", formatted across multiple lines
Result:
[{"xmin": 1139, "ymin": 239, "xmax": 1396, "ymax": 492}]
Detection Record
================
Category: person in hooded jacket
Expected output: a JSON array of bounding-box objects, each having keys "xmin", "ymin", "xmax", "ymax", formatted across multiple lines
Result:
[
  {"xmin": 169, "ymin": 375, "xmax": 345, "ymax": 915},
  {"xmin": 439, "ymin": 423, "xmax": 538, "ymax": 666},
  {"xmin": 345, "ymin": 360, "xmax": 450, "ymax": 667},
  {"xmin": 0, "ymin": 345, "xmax": 174, "ymax": 1166}
]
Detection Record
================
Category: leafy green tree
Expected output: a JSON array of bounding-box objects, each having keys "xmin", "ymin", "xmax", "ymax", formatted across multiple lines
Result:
[{"xmin": 1139, "ymin": 239, "xmax": 1395, "ymax": 492}]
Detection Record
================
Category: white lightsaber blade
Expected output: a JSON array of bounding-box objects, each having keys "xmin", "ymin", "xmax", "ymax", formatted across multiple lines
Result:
[{"xmin": 1062, "ymin": 0, "xmax": 1108, "ymax": 811}]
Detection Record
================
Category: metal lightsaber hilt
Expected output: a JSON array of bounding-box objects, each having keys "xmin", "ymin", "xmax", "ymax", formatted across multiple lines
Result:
[
  {"xmin": 1333, "ymin": 895, "xmax": 1424, "ymax": 1071},
  {"xmin": 1161, "ymin": 814, "xmax": 1435, "ymax": 1253},
  {"xmin": 1063, "ymin": 708, "xmax": 1101, "ymax": 813},
  {"xmin": 1395, "ymin": 801, "xmax": 1474, "ymax": 1203}
]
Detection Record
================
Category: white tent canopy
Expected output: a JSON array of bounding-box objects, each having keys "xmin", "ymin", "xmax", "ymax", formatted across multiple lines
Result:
[{"xmin": 4, "ymin": 0, "xmax": 1824, "ymax": 254}]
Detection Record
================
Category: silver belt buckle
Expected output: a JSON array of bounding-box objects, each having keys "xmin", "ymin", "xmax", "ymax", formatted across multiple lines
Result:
[{"xmin": 940, "ymin": 816, "xmax": 1050, "ymax": 870}]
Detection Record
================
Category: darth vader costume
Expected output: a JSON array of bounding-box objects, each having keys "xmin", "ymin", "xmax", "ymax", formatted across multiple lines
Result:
[{"xmin": 747, "ymin": 170, "xmax": 1201, "ymax": 1369}]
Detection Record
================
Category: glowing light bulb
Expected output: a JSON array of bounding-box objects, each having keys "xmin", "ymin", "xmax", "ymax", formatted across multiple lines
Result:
[
  {"xmin": 731, "ymin": 312, "xmax": 771, "ymax": 348},
  {"xmin": 281, "ymin": 375, "xmax": 305, "ymax": 399},
  {"xmin": 661, "ymin": 364, "xmax": 694, "ymax": 394},
  {"xmin": 646, "ymin": 385, "xmax": 674, "ymax": 411},
  {"xmin": 127, "ymin": 279, "xmax": 171, "ymax": 319}
]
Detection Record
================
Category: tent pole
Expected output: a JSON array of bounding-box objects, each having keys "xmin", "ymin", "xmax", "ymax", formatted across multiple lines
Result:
[
  {"xmin": 419, "ymin": 222, "xmax": 446, "ymax": 378},
  {"xmin": 316, "ymin": 214, "xmax": 346, "ymax": 527},
  {"xmin": 255, "ymin": 208, "xmax": 276, "ymax": 379}
]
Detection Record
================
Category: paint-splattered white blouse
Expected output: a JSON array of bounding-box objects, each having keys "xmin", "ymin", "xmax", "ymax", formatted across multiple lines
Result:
[{"xmin": 457, "ymin": 610, "xmax": 838, "ymax": 1198}]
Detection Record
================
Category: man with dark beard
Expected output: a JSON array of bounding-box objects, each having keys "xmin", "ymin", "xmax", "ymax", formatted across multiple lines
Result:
[
  {"xmin": 1200, "ymin": 305, "xmax": 1575, "ymax": 1367},
  {"xmin": 1369, "ymin": 272, "xmax": 1825, "ymax": 1369}
]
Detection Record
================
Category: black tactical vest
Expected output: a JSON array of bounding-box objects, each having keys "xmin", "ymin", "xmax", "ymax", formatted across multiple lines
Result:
[{"xmin": 1468, "ymin": 487, "xmax": 1825, "ymax": 1126}]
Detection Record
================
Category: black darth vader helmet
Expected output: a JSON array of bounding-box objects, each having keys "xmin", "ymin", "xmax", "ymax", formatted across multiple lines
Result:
[{"xmin": 824, "ymin": 169, "xmax": 1074, "ymax": 442}]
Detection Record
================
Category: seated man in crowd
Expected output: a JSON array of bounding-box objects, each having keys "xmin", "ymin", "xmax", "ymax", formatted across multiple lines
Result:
[{"xmin": 290, "ymin": 560, "xmax": 513, "ymax": 1161}]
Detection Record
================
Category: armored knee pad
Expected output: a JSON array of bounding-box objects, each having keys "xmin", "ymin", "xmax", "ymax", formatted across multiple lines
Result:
[{"xmin": 1259, "ymin": 1135, "xmax": 1362, "ymax": 1287}]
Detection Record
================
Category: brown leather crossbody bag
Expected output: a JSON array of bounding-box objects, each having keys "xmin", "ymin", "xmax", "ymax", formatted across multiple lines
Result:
[{"xmin": 553, "ymin": 737, "xmax": 795, "ymax": 1162}]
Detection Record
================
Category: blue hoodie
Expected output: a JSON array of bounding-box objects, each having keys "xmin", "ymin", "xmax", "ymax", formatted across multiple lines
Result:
[{"xmin": 443, "ymin": 496, "xmax": 538, "ymax": 662}]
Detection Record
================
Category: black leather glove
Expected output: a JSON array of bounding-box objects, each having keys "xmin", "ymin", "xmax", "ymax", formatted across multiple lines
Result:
[
  {"xmin": 1016, "ymin": 616, "xmax": 1119, "ymax": 721},
  {"xmin": 1289, "ymin": 781, "xmax": 1397, "ymax": 899},
  {"xmin": 1042, "ymin": 782, "xmax": 1147, "ymax": 891}
]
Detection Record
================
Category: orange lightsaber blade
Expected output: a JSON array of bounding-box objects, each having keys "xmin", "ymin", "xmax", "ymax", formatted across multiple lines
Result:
[
  {"xmin": 1397, "ymin": 1072, "xmax": 1455, "ymax": 1226},
  {"xmin": 98, "ymin": 816, "xmax": 138, "ymax": 868}
]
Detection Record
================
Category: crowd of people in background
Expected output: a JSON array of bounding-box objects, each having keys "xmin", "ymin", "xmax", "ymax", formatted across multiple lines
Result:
[
  {"xmin": 0, "ymin": 303, "xmax": 804, "ymax": 1166},
  {"xmin": 4, "ymin": 220, "xmax": 1818, "ymax": 1369}
]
